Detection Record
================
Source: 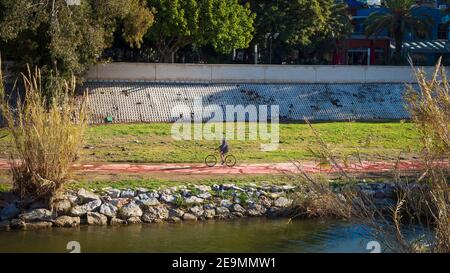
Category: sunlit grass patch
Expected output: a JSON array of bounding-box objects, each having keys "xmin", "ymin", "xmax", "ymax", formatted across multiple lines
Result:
[{"xmin": 0, "ymin": 121, "xmax": 419, "ymax": 164}]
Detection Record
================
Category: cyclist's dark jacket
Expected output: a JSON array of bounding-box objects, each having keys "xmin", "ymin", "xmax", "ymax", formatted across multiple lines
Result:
[{"xmin": 219, "ymin": 140, "xmax": 229, "ymax": 154}]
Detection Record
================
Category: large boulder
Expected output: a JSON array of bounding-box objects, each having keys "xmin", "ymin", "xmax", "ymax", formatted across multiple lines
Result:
[
  {"xmin": 65, "ymin": 194, "xmax": 79, "ymax": 205},
  {"xmin": 281, "ymin": 185, "xmax": 297, "ymax": 191},
  {"xmin": 54, "ymin": 216, "xmax": 80, "ymax": 227},
  {"xmin": 0, "ymin": 204, "xmax": 20, "ymax": 220},
  {"xmin": 19, "ymin": 209, "xmax": 53, "ymax": 222},
  {"xmin": 247, "ymin": 204, "xmax": 266, "ymax": 217},
  {"xmin": 25, "ymin": 221, "xmax": 53, "ymax": 230},
  {"xmin": 106, "ymin": 189, "xmax": 121, "ymax": 198},
  {"xmin": 136, "ymin": 188, "xmax": 149, "ymax": 194},
  {"xmin": 10, "ymin": 219, "xmax": 26, "ymax": 230},
  {"xmin": 194, "ymin": 185, "xmax": 211, "ymax": 192},
  {"xmin": 168, "ymin": 216, "xmax": 182, "ymax": 223},
  {"xmin": 232, "ymin": 211, "xmax": 244, "ymax": 218},
  {"xmin": 127, "ymin": 217, "xmax": 142, "ymax": 224},
  {"xmin": 197, "ymin": 192, "xmax": 212, "ymax": 200},
  {"xmin": 182, "ymin": 213, "xmax": 197, "ymax": 221},
  {"xmin": 203, "ymin": 203, "xmax": 216, "ymax": 210},
  {"xmin": 215, "ymin": 207, "xmax": 230, "ymax": 216},
  {"xmin": 168, "ymin": 208, "xmax": 185, "ymax": 218},
  {"xmin": 53, "ymin": 199, "xmax": 72, "ymax": 215},
  {"xmin": 109, "ymin": 198, "xmax": 129, "ymax": 209},
  {"xmin": 136, "ymin": 193, "xmax": 149, "ymax": 200},
  {"xmin": 274, "ymin": 197, "xmax": 293, "ymax": 208},
  {"xmin": 270, "ymin": 185, "xmax": 283, "ymax": 192},
  {"xmin": 77, "ymin": 189, "xmax": 100, "ymax": 204},
  {"xmin": 120, "ymin": 189, "xmax": 136, "ymax": 198},
  {"xmin": 99, "ymin": 203, "xmax": 118, "ymax": 218},
  {"xmin": 141, "ymin": 205, "xmax": 168, "ymax": 223},
  {"xmin": 231, "ymin": 204, "xmax": 246, "ymax": 213},
  {"xmin": 180, "ymin": 189, "xmax": 191, "ymax": 197},
  {"xmin": 247, "ymin": 209, "xmax": 262, "ymax": 217},
  {"xmin": 101, "ymin": 195, "xmax": 112, "ymax": 203},
  {"xmin": 252, "ymin": 203, "xmax": 267, "ymax": 213},
  {"xmin": 147, "ymin": 191, "xmax": 160, "ymax": 199},
  {"xmin": 266, "ymin": 192, "xmax": 283, "ymax": 199},
  {"xmin": 160, "ymin": 194, "xmax": 176, "ymax": 203},
  {"xmin": 138, "ymin": 197, "xmax": 160, "ymax": 207},
  {"xmin": 70, "ymin": 199, "xmax": 102, "ymax": 216},
  {"xmin": 110, "ymin": 217, "xmax": 127, "ymax": 226},
  {"xmin": 203, "ymin": 209, "xmax": 216, "ymax": 219},
  {"xmin": 185, "ymin": 196, "xmax": 204, "ymax": 204},
  {"xmin": 259, "ymin": 196, "xmax": 273, "ymax": 208},
  {"xmin": 119, "ymin": 202, "xmax": 143, "ymax": 219},
  {"xmin": 231, "ymin": 185, "xmax": 246, "ymax": 192},
  {"xmin": 189, "ymin": 206, "xmax": 204, "ymax": 218},
  {"xmin": 221, "ymin": 184, "xmax": 235, "ymax": 190},
  {"xmin": 220, "ymin": 199, "xmax": 233, "ymax": 208},
  {"xmin": 87, "ymin": 212, "xmax": 108, "ymax": 226}
]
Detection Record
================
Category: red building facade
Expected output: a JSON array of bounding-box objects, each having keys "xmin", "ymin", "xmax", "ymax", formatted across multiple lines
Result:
[
  {"xmin": 332, "ymin": 38, "xmax": 391, "ymax": 65},
  {"xmin": 332, "ymin": 3, "xmax": 391, "ymax": 65}
]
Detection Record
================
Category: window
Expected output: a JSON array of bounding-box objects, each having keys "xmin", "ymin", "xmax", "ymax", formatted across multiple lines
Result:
[
  {"xmin": 352, "ymin": 19, "xmax": 365, "ymax": 35},
  {"xmin": 374, "ymin": 48, "xmax": 385, "ymax": 65},
  {"xmin": 347, "ymin": 48, "xmax": 368, "ymax": 65},
  {"xmin": 438, "ymin": 24, "xmax": 449, "ymax": 40}
]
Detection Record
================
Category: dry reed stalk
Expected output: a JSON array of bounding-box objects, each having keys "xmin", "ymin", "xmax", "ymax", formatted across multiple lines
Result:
[
  {"xmin": 0, "ymin": 61, "xmax": 88, "ymax": 207},
  {"xmin": 292, "ymin": 59, "xmax": 450, "ymax": 252}
]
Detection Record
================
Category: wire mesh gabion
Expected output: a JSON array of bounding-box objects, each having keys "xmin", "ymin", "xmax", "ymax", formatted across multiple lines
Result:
[{"xmin": 83, "ymin": 81, "xmax": 413, "ymax": 124}]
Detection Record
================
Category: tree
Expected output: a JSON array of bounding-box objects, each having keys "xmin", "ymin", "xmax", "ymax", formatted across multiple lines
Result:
[
  {"xmin": 146, "ymin": 0, "xmax": 255, "ymax": 63},
  {"xmin": 0, "ymin": 0, "xmax": 154, "ymax": 80},
  {"xmin": 364, "ymin": 0, "xmax": 433, "ymax": 62},
  {"xmin": 297, "ymin": 0, "xmax": 352, "ymax": 64},
  {"xmin": 243, "ymin": 0, "xmax": 347, "ymax": 63},
  {"xmin": 246, "ymin": 0, "xmax": 340, "ymax": 45}
]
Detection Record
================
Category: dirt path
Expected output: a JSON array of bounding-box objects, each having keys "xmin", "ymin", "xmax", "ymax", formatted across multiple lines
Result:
[{"xmin": 1, "ymin": 159, "xmax": 447, "ymax": 175}]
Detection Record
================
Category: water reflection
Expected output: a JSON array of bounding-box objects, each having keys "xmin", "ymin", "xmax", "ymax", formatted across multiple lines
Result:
[{"xmin": 0, "ymin": 218, "xmax": 377, "ymax": 253}]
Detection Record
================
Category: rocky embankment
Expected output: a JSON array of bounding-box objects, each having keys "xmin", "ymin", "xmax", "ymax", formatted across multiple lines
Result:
[{"xmin": 0, "ymin": 182, "xmax": 396, "ymax": 231}]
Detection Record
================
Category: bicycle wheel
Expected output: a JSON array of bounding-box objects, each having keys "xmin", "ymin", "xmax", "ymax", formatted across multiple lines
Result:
[
  {"xmin": 225, "ymin": 155, "xmax": 236, "ymax": 167},
  {"xmin": 205, "ymin": 154, "xmax": 217, "ymax": 167}
]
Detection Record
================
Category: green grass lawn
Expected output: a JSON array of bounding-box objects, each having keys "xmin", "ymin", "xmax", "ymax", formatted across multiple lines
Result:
[{"xmin": 0, "ymin": 121, "xmax": 421, "ymax": 164}]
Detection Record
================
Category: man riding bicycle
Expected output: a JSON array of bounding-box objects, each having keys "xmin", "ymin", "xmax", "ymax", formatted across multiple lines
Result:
[{"xmin": 218, "ymin": 138, "xmax": 229, "ymax": 165}]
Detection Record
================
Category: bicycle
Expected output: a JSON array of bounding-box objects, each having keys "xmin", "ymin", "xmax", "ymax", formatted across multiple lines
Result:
[{"xmin": 205, "ymin": 153, "xmax": 237, "ymax": 167}]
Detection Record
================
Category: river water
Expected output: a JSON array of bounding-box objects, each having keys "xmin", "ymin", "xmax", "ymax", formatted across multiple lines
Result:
[{"xmin": 0, "ymin": 218, "xmax": 385, "ymax": 253}]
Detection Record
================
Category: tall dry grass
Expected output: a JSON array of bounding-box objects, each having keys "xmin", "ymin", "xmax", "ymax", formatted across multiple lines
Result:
[
  {"xmin": 405, "ymin": 59, "xmax": 449, "ymax": 159},
  {"xmin": 291, "ymin": 60, "xmax": 449, "ymax": 252},
  {"xmin": 404, "ymin": 58, "xmax": 449, "ymax": 252},
  {"xmin": 0, "ymin": 62, "xmax": 88, "ymax": 206}
]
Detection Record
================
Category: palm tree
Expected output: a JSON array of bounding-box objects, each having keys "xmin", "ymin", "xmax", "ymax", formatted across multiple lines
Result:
[
  {"xmin": 297, "ymin": 0, "xmax": 352, "ymax": 64},
  {"xmin": 364, "ymin": 0, "xmax": 433, "ymax": 61}
]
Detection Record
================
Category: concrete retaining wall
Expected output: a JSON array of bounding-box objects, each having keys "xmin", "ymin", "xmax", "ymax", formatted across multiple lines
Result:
[
  {"xmin": 85, "ymin": 63, "xmax": 439, "ymax": 83},
  {"xmin": 84, "ymin": 82, "xmax": 413, "ymax": 123}
]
